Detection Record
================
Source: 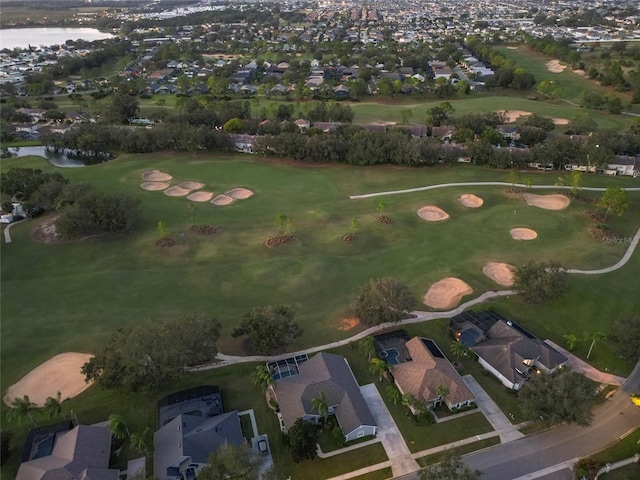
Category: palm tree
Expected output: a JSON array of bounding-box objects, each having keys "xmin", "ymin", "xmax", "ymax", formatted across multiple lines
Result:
[
  {"xmin": 449, "ymin": 341, "xmax": 469, "ymax": 361},
  {"xmin": 108, "ymin": 414, "xmax": 130, "ymax": 440},
  {"xmin": 369, "ymin": 358, "xmax": 388, "ymax": 382},
  {"xmin": 44, "ymin": 392, "xmax": 66, "ymax": 420},
  {"xmin": 376, "ymin": 201, "xmax": 387, "ymax": 217},
  {"xmin": 586, "ymin": 331, "xmax": 606, "ymax": 360},
  {"xmin": 311, "ymin": 390, "xmax": 329, "ymax": 424},
  {"xmin": 350, "ymin": 218, "xmax": 360, "ymax": 236},
  {"xmin": 436, "ymin": 384, "xmax": 450, "ymax": 406},
  {"xmin": 386, "ymin": 385, "xmax": 402, "ymax": 406},
  {"xmin": 6, "ymin": 395, "xmax": 38, "ymax": 428},
  {"xmin": 359, "ymin": 336, "xmax": 376, "ymax": 362},
  {"xmin": 251, "ymin": 365, "xmax": 275, "ymax": 393},
  {"xmin": 130, "ymin": 427, "xmax": 151, "ymax": 458},
  {"xmin": 401, "ymin": 393, "xmax": 419, "ymax": 413},
  {"xmin": 563, "ymin": 334, "xmax": 578, "ymax": 352}
]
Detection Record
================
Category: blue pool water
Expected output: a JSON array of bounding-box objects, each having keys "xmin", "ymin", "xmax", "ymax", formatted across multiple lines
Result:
[{"xmin": 386, "ymin": 348, "xmax": 400, "ymax": 365}]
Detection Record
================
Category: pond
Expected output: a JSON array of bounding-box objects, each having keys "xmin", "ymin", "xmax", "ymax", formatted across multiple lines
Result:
[
  {"xmin": 2, "ymin": 146, "xmax": 115, "ymax": 167},
  {"xmin": 0, "ymin": 28, "xmax": 114, "ymax": 50}
]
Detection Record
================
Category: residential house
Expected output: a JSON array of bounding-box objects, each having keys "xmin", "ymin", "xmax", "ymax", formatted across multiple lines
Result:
[
  {"xmin": 273, "ymin": 352, "xmax": 377, "ymax": 442},
  {"xmin": 392, "ymin": 337, "xmax": 476, "ymax": 411},
  {"xmin": 293, "ymin": 118, "xmax": 311, "ymax": 131},
  {"xmin": 606, "ymin": 156, "xmax": 640, "ymax": 177},
  {"xmin": 231, "ymin": 134, "xmax": 258, "ymax": 153},
  {"xmin": 333, "ymin": 84, "xmax": 350, "ymax": 98},
  {"xmin": 154, "ymin": 386, "xmax": 245, "ymax": 480},
  {"xmin": 451, "ymin": 310, "xmax": 568, "ymax": 390},
  {"xmin": 17, "ymin": 422, "xmax": 119, "ymax": 480}
]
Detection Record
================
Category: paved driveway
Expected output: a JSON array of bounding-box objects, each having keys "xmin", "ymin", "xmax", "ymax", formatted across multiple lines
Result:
[
  {"xmin": 360, "ymin": 384, "xmax": 419, "ymax": 478},
  {"xmin": 544, "ymin": 340, "xmax": 625, "ymax": 386},
  {"xmin": 462, "ymin": 375, "xmax": 524, "ymax": 443}
]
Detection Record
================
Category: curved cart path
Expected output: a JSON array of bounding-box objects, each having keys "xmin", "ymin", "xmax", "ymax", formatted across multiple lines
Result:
[
  {"xmin": 349, "ymin": 181, "xmax": 640, "ymax": 199},
  {"xmin": 565, "ymin": 226, "xmax": 640, "ymax": 274}
]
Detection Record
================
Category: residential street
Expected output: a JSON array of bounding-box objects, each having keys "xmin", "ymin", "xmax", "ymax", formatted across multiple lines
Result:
[{"xmin": 462, "ymin": 360, "xmax": 640, "ymax": 480}]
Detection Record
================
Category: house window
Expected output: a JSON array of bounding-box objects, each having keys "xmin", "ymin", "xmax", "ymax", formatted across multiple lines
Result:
[{"xmin": 357, "ymin": 431, "xmax": 365, "ymax": 438}]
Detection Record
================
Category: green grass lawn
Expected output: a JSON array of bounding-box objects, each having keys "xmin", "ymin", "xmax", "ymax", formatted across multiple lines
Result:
[{"xmin": 415, "ymin": 437, "xmax": 501, "ymax": 467}]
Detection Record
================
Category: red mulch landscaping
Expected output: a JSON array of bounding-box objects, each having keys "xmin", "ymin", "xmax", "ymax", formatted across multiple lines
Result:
[{"xmin": 264, "ymin": 235, "xmax": 297, "ymax": 247}]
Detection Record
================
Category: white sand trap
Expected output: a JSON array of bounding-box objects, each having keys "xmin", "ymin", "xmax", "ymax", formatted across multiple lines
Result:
[
  {"xmin": 225, "ymin": 188, "xmax": 254, "ymax": 200},
  {"xmin": 141, "ymin": 181, "xmax": 170, "ymax": 191},
  {"xmin": 141, "ymin": 170, "xmax": 172, "ymax": 182},
  {"xmin": 423, "ymin": 277, "xmax": 473, "ymax": 310},
  {"xmin": 417, "ymin": 206, "xmax": 450, "ymax": 221},
  {"xmin": 483, "ymin": 262, "xmax": 515, "ymax": 287},
  {"xmin": 3, "ymin": 352, "xmax": 93, "ymax": 406},
  {"xmin": 187, "ymin": 191, "xmax": 213, "ymax": 202},
  {"xmin": 510, "ymin": 227, "xmax": 538, "ymax": 240},
  {"xmin": 458, "ymin": 194, "xmax": 484, "ymax": 208},
  {"xmin": 164, "ymin": 185, "xmax": 191, "ymax": 197},
  {"xmin": 522, "ymin": 193, "xmax": 570, "ymax": 210},
  {"xmin": 178, "ymin": 181, "xmax": 205, "ymax": 190},
  {"xmin": 498, "ymin": 110, "xmax": 532, "ymax": 123},
  {"xmin": 552, "ymin": 118, "xmax": 570, "ymax": 125},
  {"xmin": 211, "ymin": 194, "xmax": 234, "ymax": 206},
  {"xmin": 546, "ymin": 60, "xmax": 566, "ymax": 73},
  {"xmin": 506, "ymin": 46, "xmax": 518, "ymax": 50}
]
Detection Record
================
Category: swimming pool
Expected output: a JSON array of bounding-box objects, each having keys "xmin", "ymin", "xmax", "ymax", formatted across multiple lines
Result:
[{"xmin": 385, "ymin": 348, "xmax": 400, "ymax": 365}]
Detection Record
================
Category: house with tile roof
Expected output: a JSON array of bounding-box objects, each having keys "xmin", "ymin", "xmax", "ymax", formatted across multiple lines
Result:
[
  {"xmin": 392, "ymin": 337, "xmax": 475, "ymax": 411},
  {"xmin": 273, "ymin": 352, "xmax": 377, "ymax": 443},
  {"xmin": 451, "ymin": 310, "xmax": 568, "ymax": 390},
  {"xmin": 17, "ymin": 423, "xmax": 119, "ymax": 480}
]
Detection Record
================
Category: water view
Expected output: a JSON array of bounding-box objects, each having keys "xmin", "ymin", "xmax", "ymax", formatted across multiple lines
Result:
[
  {"xmin": 0, "ymin": 27, "xmax": 114, "ymax": 50},
  {"xmin": 3, "ymin": 146, "xmax": 115, "ymax": 167}
]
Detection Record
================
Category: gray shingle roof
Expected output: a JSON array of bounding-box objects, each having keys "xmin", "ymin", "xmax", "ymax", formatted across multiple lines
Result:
[
  {"xmin": 275, "ymin": 352, "xmax": 376, "ymax": 436},
  {"xmin": 16, "ymin": 425, "xmax": 117, "ymax": 480}
]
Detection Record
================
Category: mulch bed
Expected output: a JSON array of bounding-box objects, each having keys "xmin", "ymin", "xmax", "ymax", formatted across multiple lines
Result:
[
  {"xmin": 264, "ymin": 235, "xmax": 297, "ymax": 248},
  {"xmin": 378, "ymin": 215, "xmax": 393, "ymax": 225},
  {"xmin": 342, "ymin": 233, "xmax": 355, "ymax": 243},
  {"xmin": 588, "ymin": 227, "xmax": 620, "ymax": 243},
  {"xmin": 155, "ymin": 236, "xmax": 177, "ymax": 247},
  {"xmin": 583, "ymin": 210, "xmax": 607, "ymax": 223},
  {"xmin": 189, "ymin": 225, "xmax": 221, "ymax": 235}
]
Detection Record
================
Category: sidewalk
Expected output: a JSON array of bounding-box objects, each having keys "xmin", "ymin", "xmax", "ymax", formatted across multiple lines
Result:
[
  {"xmin": 360, "ymin": 384, "xmax": 420, "ymax": 478},
  {"xmin": 462, "ymin": 375, "xmax": 524, "ymax": 443},
  {"xmin": 544, "ymin": 340, "xmax": 625, "ymax": 386}
]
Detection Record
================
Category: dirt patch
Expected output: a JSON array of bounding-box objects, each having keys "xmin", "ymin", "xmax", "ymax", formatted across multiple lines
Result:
[
  {"xmin": 338, "ymin": 317, "xmax": 360, "ymax": 331},
  {"xmin": 458, "ymin": 194, "xmax": 484, "ymax": 208},
  {"xmin": 483, "ymin": 262, "xmax": 516, "ymax": 287},
  {"xmin": 178, "ymin": 181, "xmax": 205, "ymax": 190},
  {"xmin": 497, "ymin": 110, "xmax": 532, "ymax": 123},
  {"xmin": 546, "ymin": 59, "xmax": 566, "ymax": 73},
  {"xmin": 510, "ymin": 228, "xmax": 538, "ymax": 240},
  {"xmin": 552, "ymin": 118, "xmax": 570, "ymax": 125},
  {"xmin": 187, "ymin": 191, "xmax": 213, "ymax": 202},
  {"xmin": 189, "ymin": 225, "xmax": 220, "ymax": 235},
  {"xmin": 265, "ymin": 235, "xmax": 297, "ymax": 247},
  {"xmin": 423, "ymin": 277, "xmax": 473, "ymax": 310},
  {"xmin": 417, "ymin": 206, "xmax": 450, "ymax": 222},
  {"xmin": 164, "ymin": 185, "xmax": 191, "ymax": 197},
  {"xmin": 141, "ymin": 170, "xmax": 172, "ymax": 182},
  {"xmin": 141, "ymin": 181, "xmax": 170, "ymax": 191},
  {"xmin": 31, "ymin": 216, "xmax": 62, "ymax": 244},
  {"xmin": 342, "ymin": 233, "xmax": 356, "ymax": 243},
  {"xmin": 522, "ymin": 193, "xmax": 570, "ymax": 210},
  {"xmin": 211, "ymin": 194, "xmax": 234, "ymax": 206},
  {"xmin": 3, "ymin": 352, "xmax": 93, "ymax": 406},
  {"xmin": 225, "ymin": 188, "xmax": 254, "ymax": 200}
]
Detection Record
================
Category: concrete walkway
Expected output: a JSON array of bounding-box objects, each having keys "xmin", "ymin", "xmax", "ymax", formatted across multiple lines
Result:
[
  {"xmin": 565, "ymin": 226, "xmax": 640, "ymax": 275},
  {"xmin": 512, "ymin": 459, "xmax": 578, "ymax": 480},
  {"xmin": 462, "ymin": 375, "xmax": 524, "ymax": 443},
  {"xmin": 544, "ymin": 340, "xmax": 626, "ymax": 386},
  {"xmin": 412, "ymin": 430, "xmax": 500, "ymax": 460},
  {"xmin": 595, "ymin": 454, "xmax": 640, "ymax": 479},
  {"xmin": 325, "ymin": 460, "xmax": 393, "ymax": 480},
  {"xmin": 3, "ymin": 218, "xmax": 26, "ymax": 243},
  {"xmin": 317, "ymin": 437, "xmax": 380, "ymax": 458},
  {"xmin": 349, "ymin": 181, "xmax": 640, "ymax": 200},
  {"xmin": 360, "ymin": 384, "xmax": 420, "ymax": 478}
]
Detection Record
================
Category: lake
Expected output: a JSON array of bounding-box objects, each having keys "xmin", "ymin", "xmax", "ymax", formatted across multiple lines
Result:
[
  {"xmin": 4, "ymin": 146, "xmax": 115, "ymax": 167},
  {"xmin": 0, "ymin": 27, "xmax": 114, "ymax": 50}
]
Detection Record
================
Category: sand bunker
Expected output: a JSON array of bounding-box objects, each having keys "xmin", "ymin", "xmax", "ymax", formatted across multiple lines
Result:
[
  {"xmin": 510, "ymin": 228, "xmax": 538, "ymax": 240},
  {"xmin": 498, "ymin": 110, "xmax": 532, "ymax": 123},
  {"xmin": 164, "ymin": 186, "xmax": 191, "ymax": 197},
  {"xmin": 552, "ymin": 118, "xmax": 570, "ymax": 125},
  {"xmin": 522, "ymin": 193, "xmax": 570, "ymax": 210},
  {"xmin": 212, "ymin": 194, "xmax": 234, "ymax": 206},
  {"xmin": 141, "ymin": 170, "xmax": 172, "ymax": 182},
  {"xmin": 423, "ymin": 277, "xmax": 473, "ymax": 310},
  {"xmin": 225, "ymin": 188, "xmax": 254, "ymax": 200},
  {"xmin": 417, "ymin": 206, "xmax": 450, "ymax": 222},
  {"xmin": 338, "ymin": 317, "xmax": 360, "ymax": 331},
  {"xmin": 483, "ymin": 262, "xmax": 516, "ymax": 287},
  {"xmin": 187, "ymin": 191, "xmax": 214, "ymax": 202},
  {"xmin": 141, "ymin": 182, "xmax": 170, "ymax": 191},
  {"xmin": 3, "ymin": 353, "xmax": 93, "ymax": 406},
  {"xmin": 546, "ymin": 60, "xmax": 566, "ymax": 73},
  {"xmin": 458, "ymin": 194, "xmax": 484, "ymax": 208},
  {"xmin": 178, "ymin": 181, "xmax": 205, "ymax": 190},
  {"xmin": 506, "ymin": 46, "xmax": 518, "ymax": 50}
]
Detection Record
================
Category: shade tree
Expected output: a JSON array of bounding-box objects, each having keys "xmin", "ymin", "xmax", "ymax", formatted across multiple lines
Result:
[
  {"xmin": 352, "ymin": 277, "xmax": 415, "ymax": 326},
  {"xmin": 513, "ymin": 261, "xmax": 568, "ymax": 304},
  {"xmin": 231, "ymin": 305, "xmax": 302, "ymax": 355}
]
